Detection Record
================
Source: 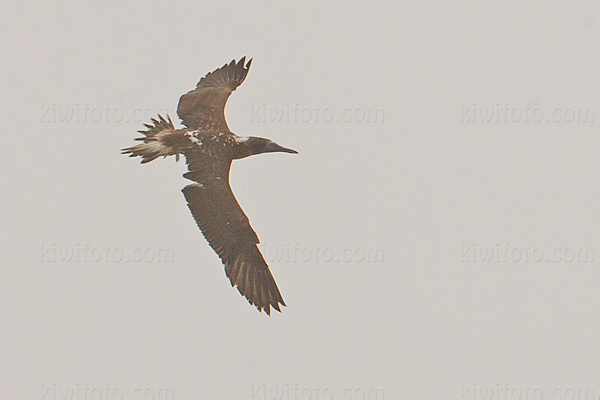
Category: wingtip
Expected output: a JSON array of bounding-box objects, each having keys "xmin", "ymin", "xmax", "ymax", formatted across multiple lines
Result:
[
  {"xmin": 235, "ymin": 56, "xmax": 252, "ymax": 70},
  {"xmin": 259, "ymin": 300, "xmax": 286, "ymax": 316}
]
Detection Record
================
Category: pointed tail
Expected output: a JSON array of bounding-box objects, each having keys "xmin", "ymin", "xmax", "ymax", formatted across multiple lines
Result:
[{"xmin": 121, "ymin": 114, "xmax": 185, "ymax": 163}]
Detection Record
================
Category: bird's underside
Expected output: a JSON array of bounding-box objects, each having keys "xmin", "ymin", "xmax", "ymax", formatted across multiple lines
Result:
[{"xmin": 122, "ymin": 57, "xmax": 296, "ymax": 315}]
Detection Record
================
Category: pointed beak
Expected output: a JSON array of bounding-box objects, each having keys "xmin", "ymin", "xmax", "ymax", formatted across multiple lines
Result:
[{"xmin": 266, "ymin": 142, "xmax": 298, "ymax": 154}]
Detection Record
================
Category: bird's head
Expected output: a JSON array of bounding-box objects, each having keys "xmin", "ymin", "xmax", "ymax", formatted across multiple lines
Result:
[{"xmin": 242, "ymin": 137, "xmax": 298, "ymax": 157}]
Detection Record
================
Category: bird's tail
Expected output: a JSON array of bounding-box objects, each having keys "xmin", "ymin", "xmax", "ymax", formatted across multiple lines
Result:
[{"xmin": 121, "ymin": 114, "xmax": 186, "ymax": 163}]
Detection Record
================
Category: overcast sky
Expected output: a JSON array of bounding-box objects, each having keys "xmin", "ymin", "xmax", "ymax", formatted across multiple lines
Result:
[{"xmin": 2, "ymin": 1, "xmax": 600, "ymax": 399}]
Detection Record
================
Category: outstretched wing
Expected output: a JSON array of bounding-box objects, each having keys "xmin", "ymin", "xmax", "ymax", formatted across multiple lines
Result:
[
  {"xmin": 177, "ymin": 57, "xmax": 252, "ymax": 132},
  {"xmin": 181, "ymin": 148, "xmax": 285, "ymax": 315}
]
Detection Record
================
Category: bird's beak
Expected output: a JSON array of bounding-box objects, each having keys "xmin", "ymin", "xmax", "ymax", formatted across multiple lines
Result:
[{"xmin": 266, "ymin": 142, "xmax": 299, "ymax": 154}]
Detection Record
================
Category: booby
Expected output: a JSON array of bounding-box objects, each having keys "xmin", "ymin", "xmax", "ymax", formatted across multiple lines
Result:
[{"xmin": 122, "ymin": 57, "xmax": 297, "ymax": 315}]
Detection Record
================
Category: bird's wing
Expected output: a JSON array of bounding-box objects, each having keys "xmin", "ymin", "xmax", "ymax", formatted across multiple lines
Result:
[
  {"xmin": 181, "ymin": 148, "xmax": 285, "ymax": 315},
  {"xmin": 177, "ymin": 57, "xmax": 252, "ymax": 132}
]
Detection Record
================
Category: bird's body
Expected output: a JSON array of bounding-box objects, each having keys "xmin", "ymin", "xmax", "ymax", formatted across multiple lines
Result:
[{"xmin": 122, "ymin": 57, "xmax": 297, "ymax": 315}]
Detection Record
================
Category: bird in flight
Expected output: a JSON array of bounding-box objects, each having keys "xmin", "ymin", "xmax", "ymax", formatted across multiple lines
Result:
[{"xmin": 122, "ymin": 57, "xmax": 297, "ymax": 315}]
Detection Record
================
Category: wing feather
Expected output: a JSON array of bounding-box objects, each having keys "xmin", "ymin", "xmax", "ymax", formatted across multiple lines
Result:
[
  {"xmin": 177, "ymin": 57, "xmax": 252, "ymax": 132},
  {"xmin": 181, "ymin": 148, "xmax": 285, "ymax": 315}
]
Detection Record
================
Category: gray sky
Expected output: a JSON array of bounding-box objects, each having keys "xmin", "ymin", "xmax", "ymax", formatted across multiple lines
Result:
[{"xmin": 2, "ymin": 0, "xmax": 600, "ymax": 399}]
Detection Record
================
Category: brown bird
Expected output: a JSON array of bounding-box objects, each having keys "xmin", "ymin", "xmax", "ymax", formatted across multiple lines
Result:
[{"xmin": 122, "ymin": 57, "xmax": 297, "ymax": 315}]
